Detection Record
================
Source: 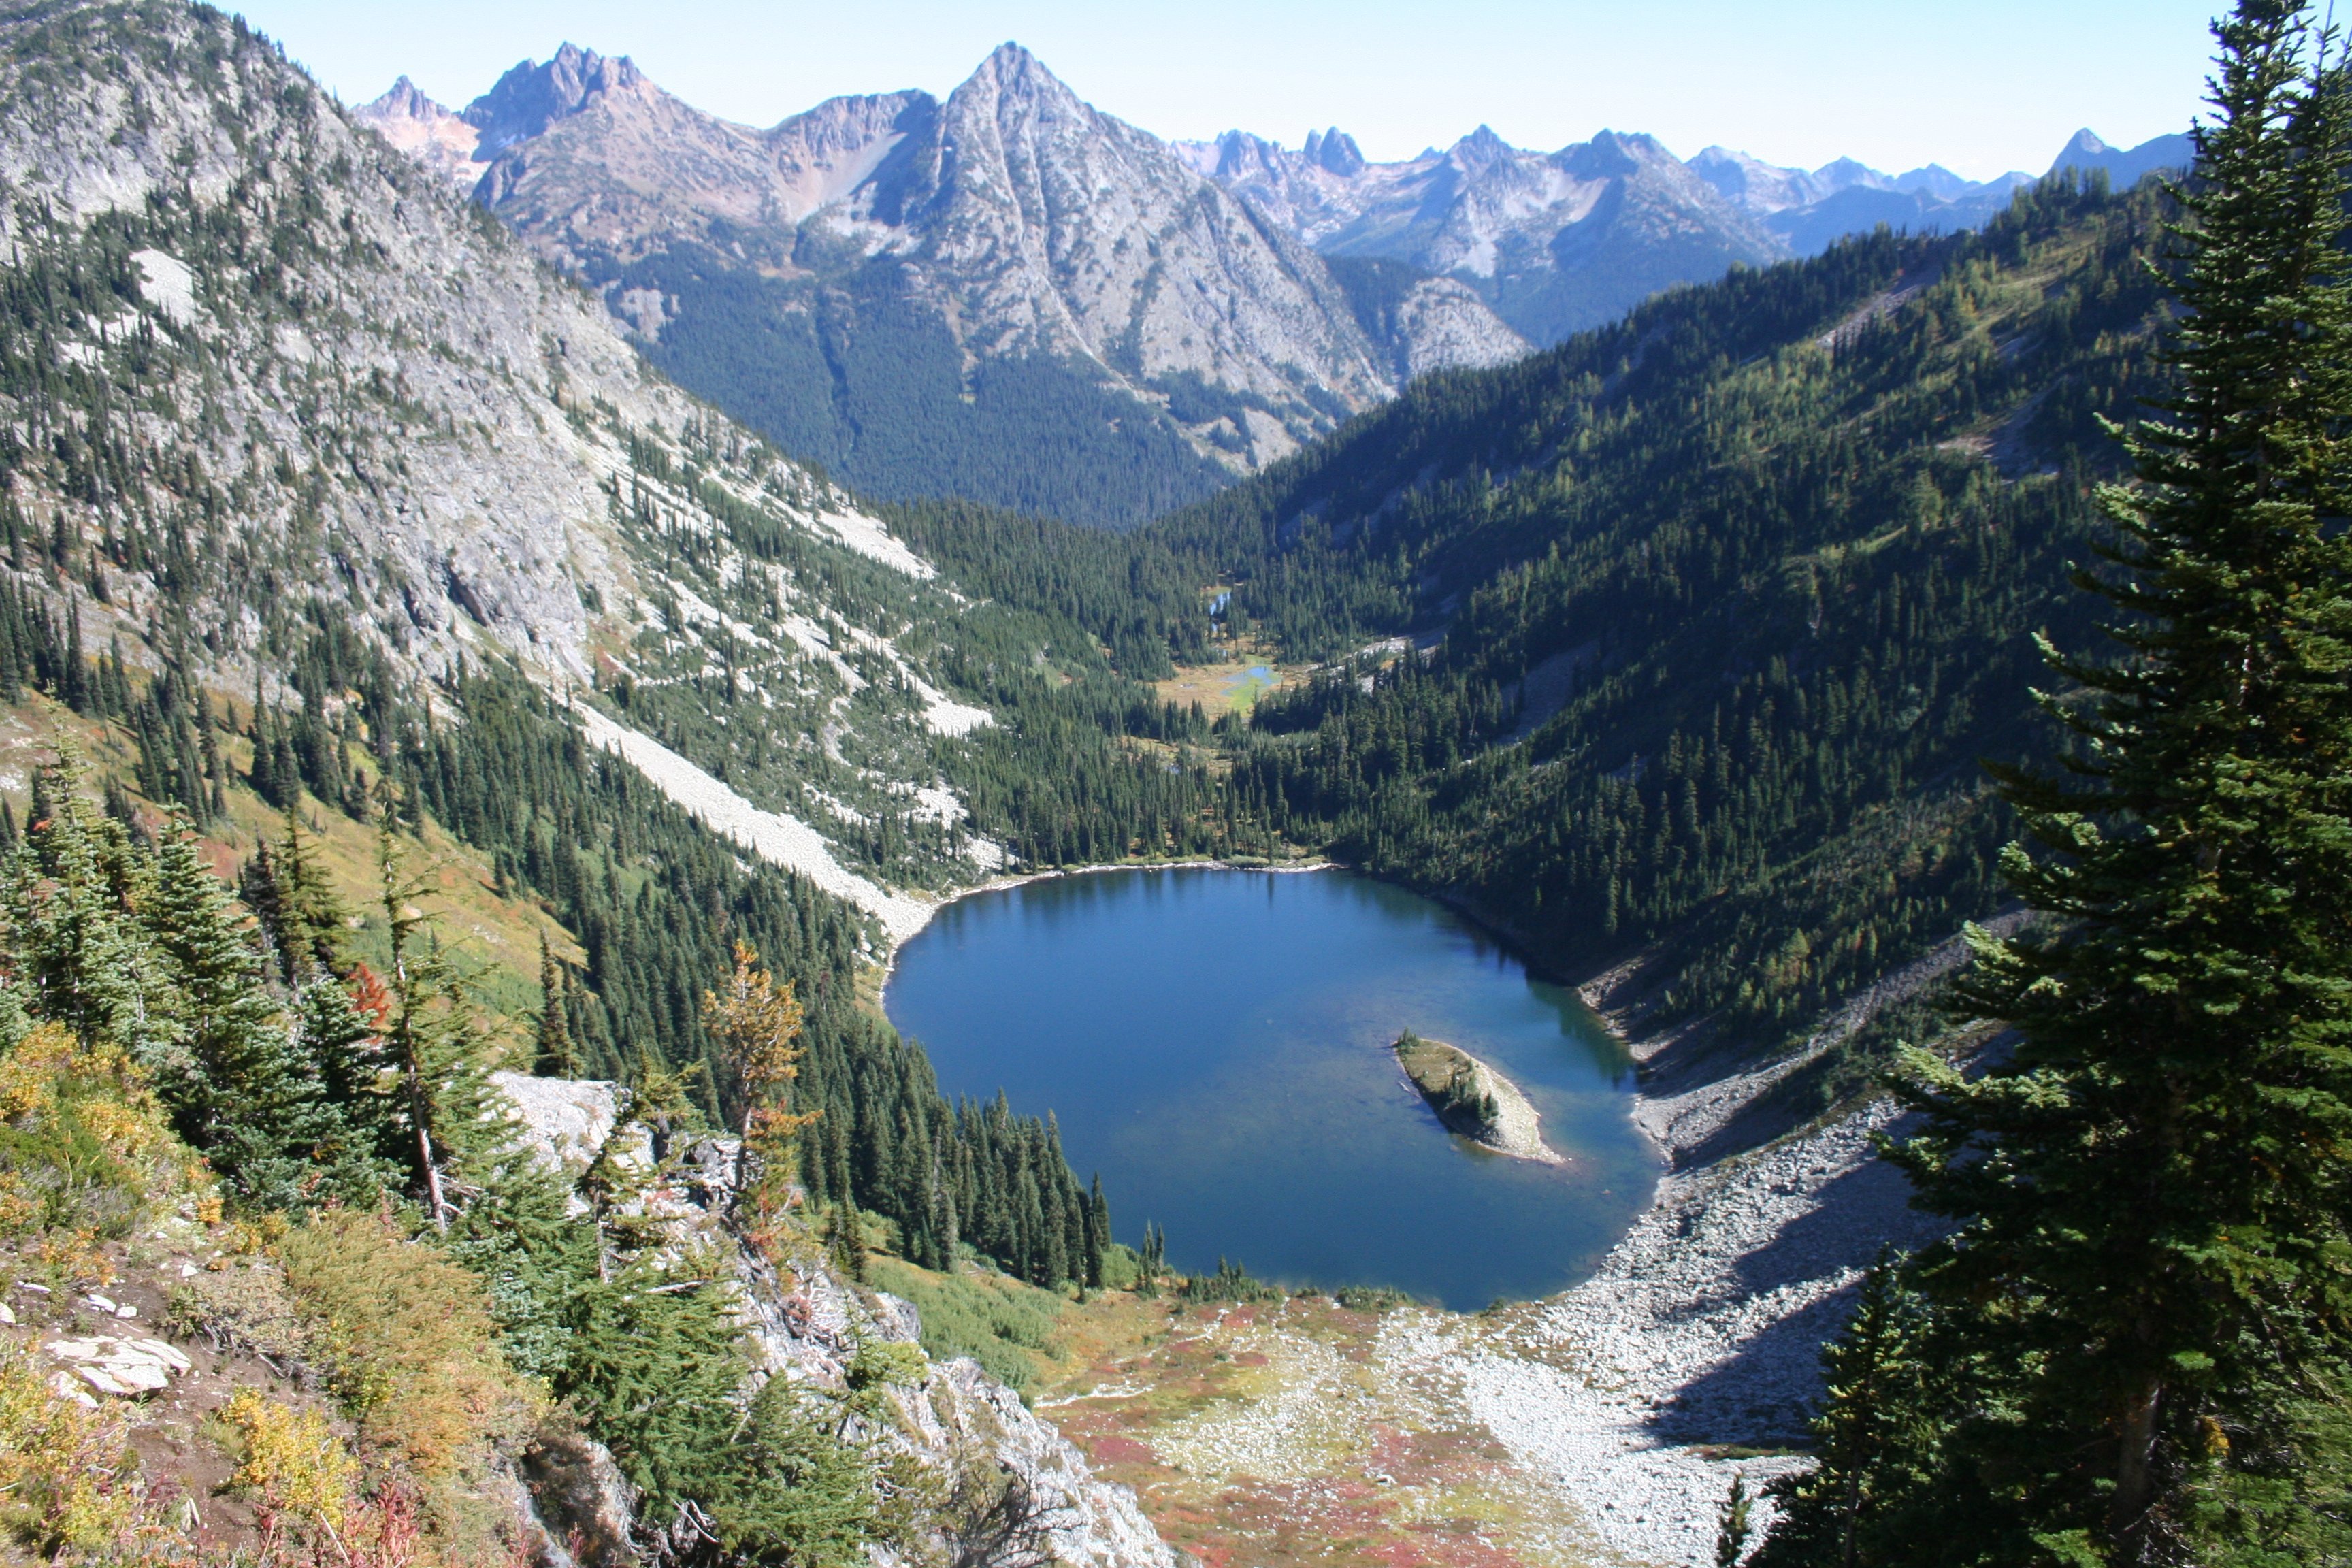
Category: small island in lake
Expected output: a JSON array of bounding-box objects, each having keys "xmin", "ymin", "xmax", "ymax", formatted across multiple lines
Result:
[{"xmin": 1393, "ymin": 1031, "xmax": 1565, "ymax": 1165}]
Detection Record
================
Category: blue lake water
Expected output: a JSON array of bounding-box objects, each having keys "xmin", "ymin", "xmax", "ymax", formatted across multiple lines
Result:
[{"xmin": 883, "ymin": 867, "xmax": 1656, "ymax": 1309}]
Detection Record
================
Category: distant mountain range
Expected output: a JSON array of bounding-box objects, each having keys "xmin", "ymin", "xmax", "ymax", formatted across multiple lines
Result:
[
  {"xmin": 357, "ymin": 44, "xmax": 2189, "ymax": 525},
  {"xmin": 1176, "ymin": 125, "xmax": 2192, "ymax": 344}
]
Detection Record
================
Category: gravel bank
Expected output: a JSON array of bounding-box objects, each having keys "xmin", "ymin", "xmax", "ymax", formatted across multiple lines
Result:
[{"xmin": 1457, "ymin": 1098, "xmax": 1946, "ymax": 1565}]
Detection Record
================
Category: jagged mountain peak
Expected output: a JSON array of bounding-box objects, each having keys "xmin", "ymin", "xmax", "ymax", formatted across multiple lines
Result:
[
  {"xmin": 1893, "ymin": 161, "xmax": 1975, "ymax": 199},
  {"xmin": 414, "ymin": 38, "xmax": 1525, "ymax": 520},
  {"xmin": 1560, "ymin": 129, "xmax": 1664, "ymax": 179},
  {"xmin": 1303, "ymin": 126, "xmax": 1365, "ymax": 176},
  {"xmin": 355, "ymin": 74, "xmax": 482, "ymax": 188},
  {"xmin": 974, "ymin": 39, "xmax": 1056, "ymax": 83},
  {"xmin": 948, "ymin": 39, "xmax": 1094, "ymax": 125},
  {"xmin": 1812, "ymin": 154, "xmax": 1891, "ymax": 191},
  {"xmin": 369, "ymin": 75, "xmax": 443, "ymax": 121},
  {"xmin": 467, "ymin": 42, "xmax": 649, "ymax": 157},
  {"xmin": 1451, "ymin": 122, "xmax": 1516, "ymax": 169}
]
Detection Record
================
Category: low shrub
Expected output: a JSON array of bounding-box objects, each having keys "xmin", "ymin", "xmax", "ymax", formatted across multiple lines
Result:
[
  {"xmin": 1175, "ymin": 1258, "xmax": 1283, "ymax": 1305},
  {"xmin": 1331, "ymin": 1285, "xmax": 1415, "ymax": 1313},
  {"xmin": 166, "ymin": 1258, "xmax": 310, "ymax": 1365},
  {"xmin": 0, "ymin": 1022, "xmax": 197, "ymax": 1245},
  {"xmin": 275, "ymin": 1205, "xmax": 539, "ymax": 1558},
  {"xmin": 865, "ymin": 1258, "xmax": 1063, "ymax": 1392},
  {"xmin": 221, "ymin": 1388, "xmax": 362, "ymax": 1539},
  {"xmin": 0, "ymin": 1339, "xmax": 142, "ymax": 1557}
]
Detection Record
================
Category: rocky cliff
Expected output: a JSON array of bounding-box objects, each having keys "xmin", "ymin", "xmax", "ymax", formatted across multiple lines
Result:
[
  {"xmin": 0, "ymin": 0, "xmax": 1030, "ymax": 928},
  {"xmin": 356, "ymin": 45, "xmax": 1528, "ymax": 524},
  {"xmin": 493, "ymin": 1073, "xmax": 1178, "ymax": 1568}
]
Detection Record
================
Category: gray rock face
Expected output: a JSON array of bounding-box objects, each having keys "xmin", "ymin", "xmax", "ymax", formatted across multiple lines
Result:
[
  {"xmin": 493, "ymin": 1075, "xmax": 1179, "ymax": 1568},
  {"xmin": 1181, "ymin": 123, "xmax": 1782, "ymax": 345},
  {"xmin": 374, "ymin": 42, "xmax": 1524, "ymax": 481},
  {"xmin": 7, "ymin": 0, "xmax": 1017, "ymax": 932}
]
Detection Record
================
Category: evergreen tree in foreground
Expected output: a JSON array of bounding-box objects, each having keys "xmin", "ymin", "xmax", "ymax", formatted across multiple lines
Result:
[{"xmin": 1767, "ymin": 4, "xmax": 2352, "ymax": 1562}]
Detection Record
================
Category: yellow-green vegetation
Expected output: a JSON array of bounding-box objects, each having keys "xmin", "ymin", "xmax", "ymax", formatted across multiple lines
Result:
[
  {"xmin": 274, "ymin": 1208, "xmax": 540, "ymax": 1490},
  {"xmin": 0, "ymin": 1022, "xmax": 198, "ymax": 1264},
  {"xmin": 866, "ymin": 1255, "xmax": 1067, "ymax": 1392},
  {"xmin": 1154, "ymin": 655, "xmax": 1297, "ymax": 716},
  {"xmin": 220, "ymin": 1388, "xmax": 363, "ymax": 1537},
  {"xmin": 0, "ymin": 1339, "xmax": 144, "ymax": 1558}
]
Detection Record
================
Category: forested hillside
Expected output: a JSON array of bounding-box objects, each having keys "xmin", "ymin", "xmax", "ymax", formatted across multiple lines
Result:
[
  {"xmin": 0, "ymin": 2, "xmax": 1183, "ymax": 1559},
  {"xmin": 1141, "ymin": 176, "xmax": 2169, "ymax": 1068}
]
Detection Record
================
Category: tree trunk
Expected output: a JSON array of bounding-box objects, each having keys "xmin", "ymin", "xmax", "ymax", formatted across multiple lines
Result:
[{"xmin": 2110, "ymin": 1378, "xmax": 2163, "ymax": 1561}]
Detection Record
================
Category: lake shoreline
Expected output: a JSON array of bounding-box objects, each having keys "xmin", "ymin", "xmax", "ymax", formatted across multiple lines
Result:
[
  {"xmin": 884, "ymin": 862, "xmax": 1648, "ymax": 1310},
  {"xmin": 887, "ymin": 861, "xmax": 1937, "ymax": 1563},
  {"xmin": 879, "ymin": 855, "xmax": 1339, "ymax": 987}
]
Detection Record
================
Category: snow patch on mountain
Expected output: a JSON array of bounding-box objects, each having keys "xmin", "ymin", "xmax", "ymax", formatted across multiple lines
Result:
[{"xmin": 570, "ymin": 701, "xmax": 936, "ymax": 943}]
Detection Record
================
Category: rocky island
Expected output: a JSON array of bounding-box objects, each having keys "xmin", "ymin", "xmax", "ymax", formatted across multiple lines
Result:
[{"xmin": 1394, "ymin": 1032, "xmax": 1565, "ymax": 1164}]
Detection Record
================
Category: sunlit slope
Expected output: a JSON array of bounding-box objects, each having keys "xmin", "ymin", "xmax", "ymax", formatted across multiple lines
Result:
[{"xmin": 1152, "ymin": 180, "xmax": 2170, "ymax": 1062}]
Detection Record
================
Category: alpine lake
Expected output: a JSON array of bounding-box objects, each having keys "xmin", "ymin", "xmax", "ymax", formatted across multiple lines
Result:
[{"xmin": 883, "ymin": 866, "xmax": 1657, "ymax": 1310}]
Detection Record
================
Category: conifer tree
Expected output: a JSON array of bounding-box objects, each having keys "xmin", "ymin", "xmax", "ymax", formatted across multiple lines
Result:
[
  {"xmin": 140, "ymin": 820, "xmax": 340, "ymax": 1207},
  {"xmin": 1085, "ymin": 1173, "xmax": 1109, "ymax": 1289},
  {"xmin": 293, "ymin": 967, "xmax": 402, "ymax": 1190},
  {"xmin": 1819, "ymin": 4, "xmax": 2352, "ymax": 1560},
  {"xmin": 375, "ymin": 825, "xmax": 505, "ymax": 1229},
  {"xmin": 269, "ymin": 802, "xmax": 349, "ymax": 982},
  {"xmin": 702, "ymin": 941, "xmax": 815, "ymax": 1226},
  {"xmin": 1716, "ymin": 1475, "xmax": 1752, "ymax": 1568},
  {"xmin": 3, "ymin": 751, "xmax": 172, "ymax": 1064},
  {"xmin": 1755, "ymin": 1260, "xmax": 1944, "ymax": 1567},
  {"xmin": 534, "ymin": 929, "xmax": 576, "ymax": 1078}
]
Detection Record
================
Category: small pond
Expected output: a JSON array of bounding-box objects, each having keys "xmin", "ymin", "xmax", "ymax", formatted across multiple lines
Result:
[{"xmin": 883, "ymin": 867, "xmax": 1656, "ymax": 1310}]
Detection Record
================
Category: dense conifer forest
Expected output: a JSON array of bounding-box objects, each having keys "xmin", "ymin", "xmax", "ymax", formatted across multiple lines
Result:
[
  {"xmin": 608, "ymin": 247, "xmax": 1235, "ymax": 529},
  {"xmin": 921, "ymin": 175, "xmax": 2178, "ymax": 1081},
  {"xmin": 1759, "ymin": 3, "xmax": 2352, "ymax": 1558}
]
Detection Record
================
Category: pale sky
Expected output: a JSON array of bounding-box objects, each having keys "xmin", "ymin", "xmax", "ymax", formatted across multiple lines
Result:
[{"xmin": 231, "ymin": 1, "xmax": 2221, "ymax": 182}]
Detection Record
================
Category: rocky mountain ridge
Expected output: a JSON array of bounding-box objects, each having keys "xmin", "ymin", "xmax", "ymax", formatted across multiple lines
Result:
[
  {"xmin": 1177, "ymin": 123, "xmax": 1784, "ymax": 344},
  {"xmin": 0, "ymin": 0, "xmax": 1043, "ymax": 940},
  {"xmin": 355, "ymin": 45, "xmax": 1527, "ymax": 526},
  {"xmin": 1180, "ymin": 123, "xmax": 2191, "ymax": 340}
]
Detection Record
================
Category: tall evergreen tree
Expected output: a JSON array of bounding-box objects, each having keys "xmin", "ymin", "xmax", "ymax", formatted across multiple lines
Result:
[
  {"xmin": 1770, "ymin": 6, "xmax": 2352, "ymax": 1562},
  {"xmin": 3, "ymin": 752, "xmax": 172, "ymax": 1065},
  {"xmin": 143, "ymin": 821, "xmax": 355, "ymax": 1207},
  {"xmin": 374, "ymin": 825, "xmax": 506, "ymax": 1229}
]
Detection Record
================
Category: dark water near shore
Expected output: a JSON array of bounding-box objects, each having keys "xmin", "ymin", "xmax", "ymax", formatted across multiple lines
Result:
[{"xmin": 883, "ymin": 867, "xmax": 1656, "ymax": 1310}]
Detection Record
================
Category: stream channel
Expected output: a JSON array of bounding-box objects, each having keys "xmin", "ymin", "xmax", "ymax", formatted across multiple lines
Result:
[{"xmin": 883, "ymin": 866, "xmax": 1657, "ymax": 1310}]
